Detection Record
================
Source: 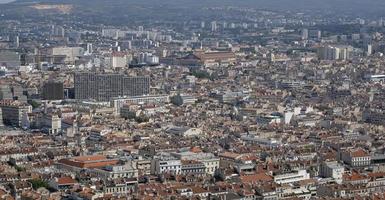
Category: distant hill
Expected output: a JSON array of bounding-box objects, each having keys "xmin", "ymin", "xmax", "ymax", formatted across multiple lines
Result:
[
  {"xmin": 2, "ymin": 0, "xmax": 385, "ymax": 24},
  {"xmin": 10, "ymin": 0, "xmax": 385, "ymax": 13}
]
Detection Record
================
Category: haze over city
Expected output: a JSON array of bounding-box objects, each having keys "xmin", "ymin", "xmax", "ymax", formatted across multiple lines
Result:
[
  {"xmin": 1, "ymin": 0, "xmax": 385, "ymax": 199},
  {"xmin": 0, "ymin": 0, "xmax": 15, "ymax": 3}
]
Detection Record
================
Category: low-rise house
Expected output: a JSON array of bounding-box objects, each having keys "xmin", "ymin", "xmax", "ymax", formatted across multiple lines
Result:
[{"xmin": 49, "ymin": 176, "xmax": 77, "ymax": 191}]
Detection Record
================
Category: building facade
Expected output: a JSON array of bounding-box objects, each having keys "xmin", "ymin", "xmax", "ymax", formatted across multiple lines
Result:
[
  {"xmin": 340, "ymin": 148, "xmax": 371, "ymax": 168},
  {"xmin": 318, "ymin": 45, "xmax": 353, "ymax": 61},
  {"xmin": 42, "ymin": 81, "xmax": 64, "ymax": 100},
  {"xmin": 320, "ymin": 161, "xmax": 345, "ymax": 183},
  {"xmin": 74, "ymin": 73, "xmax": 150, "ymax": 102},
  {"xmin": 274, "ymin": 170, "xmax": 310, "ymax": 184},
  {"xmin": 0, "ymin": 108, "xmax": 3, "ymax": 127},
  {"xmin": 0, "ymin": 101, "xmax": 32, "ymax": 127}
]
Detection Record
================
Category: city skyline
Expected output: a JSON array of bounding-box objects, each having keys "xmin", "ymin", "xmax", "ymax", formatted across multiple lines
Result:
[{"xmin": 1, "ymin": 0, "xmax": 385, "ymax": 199}]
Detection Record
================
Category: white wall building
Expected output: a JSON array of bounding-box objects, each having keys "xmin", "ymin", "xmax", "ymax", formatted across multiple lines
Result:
[
  {"xmin": 320, "ymin": 161, "xmax": 344, "ymax": 184},
  {"xmin": 171, "ymin": 151, "xmax": 220, "ymax": 175},
  {"xmin": 152, "ymin": 154, "xmax": 181, "ymax": 175},
  {"xmin": 111, "ymin": 54, "xmax": 129, "ymax": 69},
  {"xmin": 274, "ymin": 170, "xmax": 310, "ymax": 184},
  {"xmin": 340, "ymin": 148, "xmax": 371, "ymax": 167},
  {"xmin": 318, "ymin": 45, "xmax": 352, "ymax": 61}
]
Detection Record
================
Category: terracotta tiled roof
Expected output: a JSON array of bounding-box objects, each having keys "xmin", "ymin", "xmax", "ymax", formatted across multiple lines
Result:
[
  {"xmin": 219, "ymin": 152, "xmax": 241, "ymax": 160},
  {"xmin": 343, "ymin": 172, "xmax": 367, "ymax": 182},
  {"xmin": 240, "ymin": 173, "xmax": 273, "ymax": 184},
  {"xmin": 190, "ymin": 186, "xmax": 208, "ymax": 194},
  {"xmin": 190, "ymin": 146, "xmax": 202, "ymax": 153},
  {"xmin": 57, "ymin": 177, "xmax": 77, "ymax": 185},
  {"xmin": 73, "ymin": 155, "xmax": 107, "ymax": 162},
  {"xmin": 350, "ymin": 148, "xmax": 369, "ymax": 157}
]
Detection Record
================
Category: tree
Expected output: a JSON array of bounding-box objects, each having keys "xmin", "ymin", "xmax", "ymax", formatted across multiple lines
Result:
[
  {"xmin": 191, "ymin": 70, "xmax": 211, "ymax": 79},
  {"xmin": 29, "ymin": 179, "xmax": 49, "ymax": 190},
  {"xmin": 170, "ymin": 94, "xmax": 183, "ymax": 106},
  {"xmin": 15, "ymin": 165, "xmax": 25, "ymax": 172},
  {"xmin": 29, "ymin": 100, "xmax": 41, "ymax": 109},
  {"xmin": 135, "ymin": 115, "xmax": 149, "ymax": 123}
]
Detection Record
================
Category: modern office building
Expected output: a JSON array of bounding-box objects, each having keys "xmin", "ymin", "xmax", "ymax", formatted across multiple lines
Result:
[
  {"xmin": 74, "ymin": 72, "xmax": 97, "ymax": 101},
  {"xmin": 0, "ymin": 50, "xmax": 21, "ymax": 70},
  {"xmin": 0, "ymin": 100, "xmax": 32, "ymax": 127},
  {"xmin": 0, "ymin": 85, "xmax": 13, "ymax": 100},
  {"xmin": 74, "ymin": 73, "xmax": 150, "ymax": 102},
  {"xmin": 11, "ymin": 86, "xmax": 27, "ymax": 102},
  {"xmin": 122, "ymin": 76, "xmax": 150, "ymax": 96},
  {"xmin": 42, "ymin": 81, "xmax": 64, "ymax": 100}
]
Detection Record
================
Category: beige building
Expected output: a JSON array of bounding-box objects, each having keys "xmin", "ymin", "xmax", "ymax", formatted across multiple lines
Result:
[{"xmin": 51, "ymin": 47, "xmax": 84, "ymax": 64}]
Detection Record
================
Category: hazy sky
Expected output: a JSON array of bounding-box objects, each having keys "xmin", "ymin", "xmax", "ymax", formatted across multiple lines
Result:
[{"xmin": 0, "ymin": 0, "xmax": 15, "ymax": 3}]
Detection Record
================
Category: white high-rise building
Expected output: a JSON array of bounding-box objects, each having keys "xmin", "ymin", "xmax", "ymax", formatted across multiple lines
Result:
[
  {"xmin": 301, "ymin": 28, "xmax": 309, "ymax": 40},
  {"xmin": 0, "ymin": 108, "xmax": 3, "ymax": 127},
  {"xmin": 110, "ymin": 52, "xmax": 129, "ymax": 69},
  {"xmin": 86, "ymin": 43, "xmax": 93, "ymax": 55},
  {"xmin": 367, "ymin": 44, "xmax": 373, "ymax": 56},
  {"xmin": 15, "ymin": 36, "xmax": 19, "ymax": 48},
  {"xmin": 139, "ymin": 52, "xmax": 159, "ymax": 65},
  {"xmin": 318, "ymin": 45, "xmax": 353, "ymax": 61},
  {"xmin": 52, "ymin": 25, "xmax": 65, "ymax": 37},
  {"xmin": 211, "ymin": 21, "xmax": 217, "ymax": 32},
  {"xmin": 222, "ymin": 21, "xmax": 227, "ymax": 29},
  {"xmin": 102, "ymin": 29, "xmax": 119, "ymax": 38},
  {"xmin": 21, "ymin": 111, "xmax": 30, "ymax": 130}
]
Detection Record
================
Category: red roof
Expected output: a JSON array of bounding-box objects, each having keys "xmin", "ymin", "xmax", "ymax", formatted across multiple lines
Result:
[
  {"xmin": 73, "ymin": 155, "xmax": 107, "ymax": 162},
  {"xmin": 57, "ymin": 177, "xmax": 77, "ymax": 185},
  {"xmin": 190, "ymin": 146, "xmax": 202, "ymax": 153},
  {"xmin": 240, "ymin": 173, "xmax": 273, "ymax": 184},
  {"xmin": 350, "ymin": 148, "xmax": 369, "ymax": 157}
]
